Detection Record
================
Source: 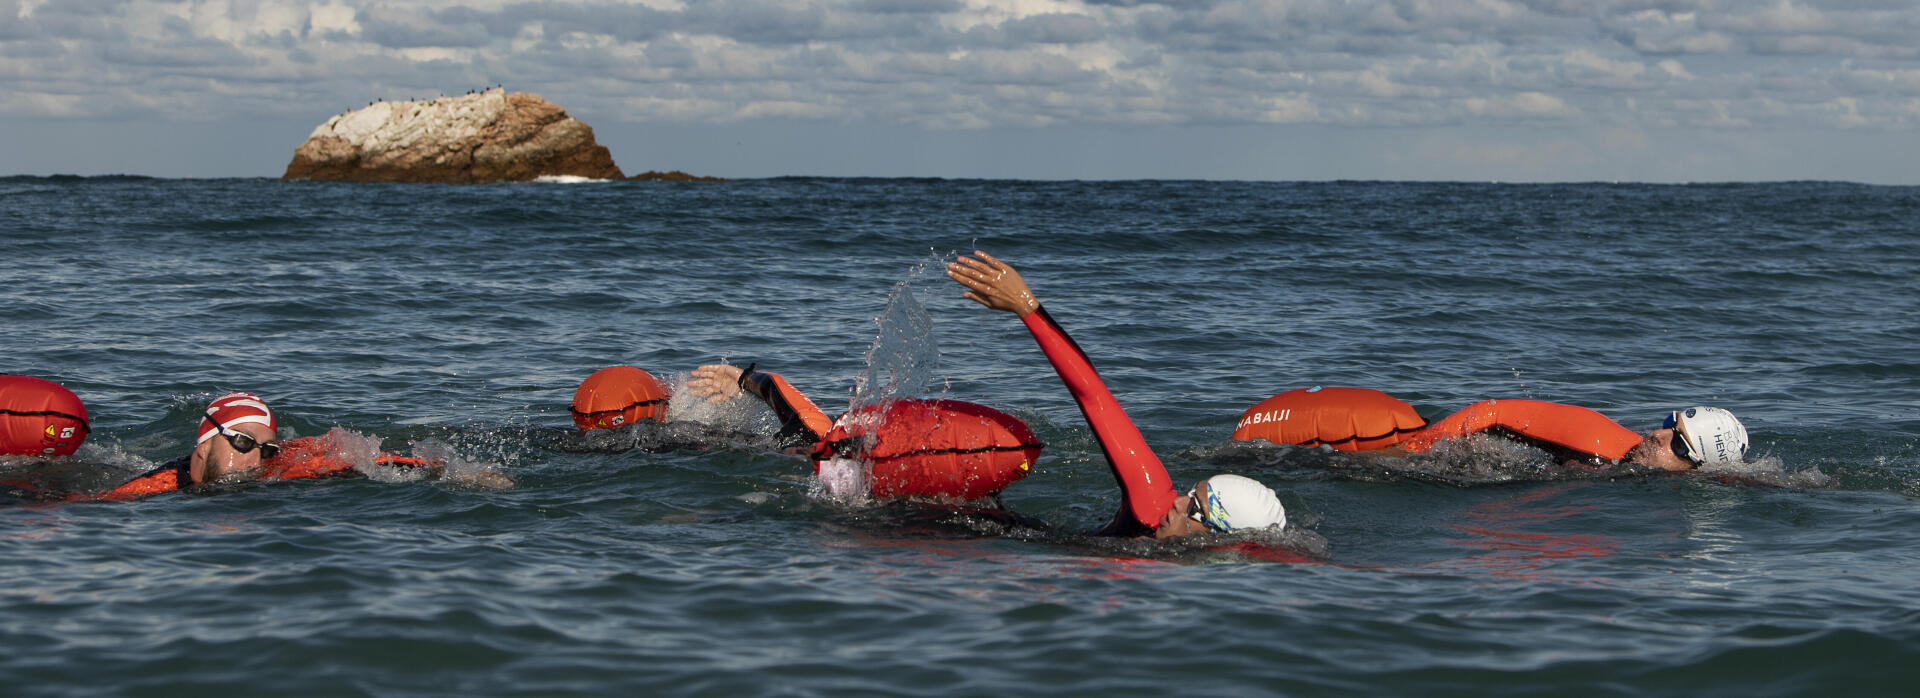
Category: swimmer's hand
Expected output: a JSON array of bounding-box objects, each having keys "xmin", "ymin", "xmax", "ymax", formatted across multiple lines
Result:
[
  {"xmin": 948, "ymin": 250, "xmax": 1039, "ymax": 317},
  {"xmin": 444, "ymin": 467, "xmax": 515, "ymax": 490},
  {"xmin": 689, "ymin": 364, "xmax": 745, "ymax": 403}
]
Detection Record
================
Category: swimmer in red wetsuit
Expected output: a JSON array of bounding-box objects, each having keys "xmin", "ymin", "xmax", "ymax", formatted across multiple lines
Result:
[
  {"xmin": 1395, "ymin": 400, "xmax": 1751, "ymax": 471},
  {"xmin": 947, "ymin": 251, "xmax": 1287, "ymax": 539},
  {"xmin": 101, "ymin": 392, "xmax": 285, "ymax": 498},
  {"xmin": 99, "ymin": 392, "xmax": 503, "ymax": 500}
]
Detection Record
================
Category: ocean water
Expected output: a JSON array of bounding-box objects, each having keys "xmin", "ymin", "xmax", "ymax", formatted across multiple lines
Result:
[{"xmin": 3, "ymin": 176, "xmax": 1919, "ymax": 696}]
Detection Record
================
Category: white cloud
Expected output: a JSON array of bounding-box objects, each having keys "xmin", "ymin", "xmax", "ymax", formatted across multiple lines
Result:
[
  {"xmin": 309, "ymin": 2, "xmax": 360, "ymax": 35},
  {"xmin": 1463, "ymin": 91, "xmax": 1578, "ymax": 120},
  {"xmin": 0, "ymin": 0, "xmax": 1915, "ymax": 149},
  {"xmin": 1558, "ymin": 49, "xmax": 1650, "ymax": 90}
]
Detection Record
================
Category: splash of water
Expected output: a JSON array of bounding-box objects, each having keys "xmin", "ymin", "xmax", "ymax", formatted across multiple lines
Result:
[
  {"xmin": 408, "ymin": 437, "xmax": 514, "ymax": 489},
  {"xmin": 663, "ymin": 368, "xmax": 766, "ymax": 433},
  {"xmin": 851, "ymin": 277, "xmax": 942, "ymax": 412},
  {"xmin": 822, "ymin": 253, "xmax": 954, "ymax": 502},
  {"xmin": 1698, "ymin": 456, "xmax": 1832, "ymax": 489}
]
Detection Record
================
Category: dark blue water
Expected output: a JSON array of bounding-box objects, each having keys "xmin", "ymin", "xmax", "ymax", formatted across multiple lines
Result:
[{"xmin": 5, "ymin": 177, "xmax": 1920, "ymax": 695}]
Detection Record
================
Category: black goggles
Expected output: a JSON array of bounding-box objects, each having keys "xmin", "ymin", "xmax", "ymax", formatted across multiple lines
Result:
[
  {"xmin": 1663, "ymin": 411, "xmax": 1702, "ymax": 465},
  {"xmin": 1185, "ymin": 486, "xmax": 1228, "ymax": 533},
  {"xmin": 203, "ymin": 413, "xmax": 281, "ymax": 460}
]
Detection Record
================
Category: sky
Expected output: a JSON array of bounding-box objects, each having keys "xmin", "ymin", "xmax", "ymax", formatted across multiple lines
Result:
[{"xmin": 2, "ymin": 0, "xmax": 1917, "ymax": 182}]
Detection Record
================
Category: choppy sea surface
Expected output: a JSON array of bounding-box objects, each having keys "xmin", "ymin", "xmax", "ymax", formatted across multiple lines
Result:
[{"xmin": 4, "ymin": 176, "xmax": 1919, "ymax": 696}]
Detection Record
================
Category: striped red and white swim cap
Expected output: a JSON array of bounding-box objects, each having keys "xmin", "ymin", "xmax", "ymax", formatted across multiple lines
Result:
[{"xmin": 196, "ymin": 392, "xmax": 276, "ymax": 445}]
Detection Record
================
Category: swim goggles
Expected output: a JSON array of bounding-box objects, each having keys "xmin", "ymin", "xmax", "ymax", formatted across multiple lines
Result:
[
  {"xmin": 1662, "ymin": 411, "xmax": 1702, "ymax": 465},
  {"xmin": 1185, "ymin": 486, "xmax": 1229, "ymax": 533},
  {"xmin": 202, "ymin": 412, "xmax": 281, "ymax": 460}
]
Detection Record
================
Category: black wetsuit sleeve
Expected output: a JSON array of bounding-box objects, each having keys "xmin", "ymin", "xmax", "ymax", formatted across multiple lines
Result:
[{"xmin": 737, "ymin": 367, "xmax": 835, "ymax": 451}]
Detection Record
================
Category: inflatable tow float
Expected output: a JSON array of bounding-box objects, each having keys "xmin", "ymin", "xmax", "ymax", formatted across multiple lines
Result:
[
  {"xmin": 817, "ymin": 399, "xmax": 1044, "ymax": 501},
  {"xmin": 1231, "ymin": 386, "xmax": 1427, "ymax": 452},
  {"xmin": 0, "ymin": 375, "xmax": 90, "ymax": 457}
]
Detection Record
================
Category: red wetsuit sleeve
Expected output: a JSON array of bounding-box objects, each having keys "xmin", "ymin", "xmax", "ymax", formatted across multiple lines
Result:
[
  {"xmin": 739, "ymin": 369, "xmax": 834, "ymax": 449},
  {"xmin": 1400, "ymin": 399, "xmax": 1643, "ymax": 461},
  {"xmin": 1021, "ymin": 306, "xmax": 1176, "ymax": 534}
]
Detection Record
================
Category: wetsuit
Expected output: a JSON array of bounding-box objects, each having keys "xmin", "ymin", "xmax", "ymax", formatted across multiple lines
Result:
[
  {"xmin": 1398, "ymin": 399, "xmax": 1643, "ymax": 463},
  {"xmin": 1019, "ymin": 307, "xmax": 1176, "ymax": 536},
  {"xmin": 96, "ymin": 457, "xmax": 194, "ymax": 501},
  {"xmin": 735, "ymin": 365, "xmax": 834, "ymax": 452}
]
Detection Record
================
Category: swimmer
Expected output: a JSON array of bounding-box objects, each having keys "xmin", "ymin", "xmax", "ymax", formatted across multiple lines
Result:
[
  {"xmin": 100, "ymin": 392, "xmax": 503, "ymax": 500},
  {"xmin": 688, "ymin": 363, "xmax": 1041, "ymax": 501},
  {"xmin": 947, "ymin": 251, "xmax": 1286, "ymax": 539},
  {"xmin": 1395, "ymin": 399, "xmax": 1750, "ymax": 471},
  {"xmin": 102, "ymin": 392, "xmax": 282, "ymax": 496},
  {"xmin": 1235, "ymin": 386, "xmax": 1750, "ymax": 472}
]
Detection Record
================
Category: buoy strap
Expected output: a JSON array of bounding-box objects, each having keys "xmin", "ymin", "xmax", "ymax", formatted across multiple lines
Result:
[
  {"xmin": 568, "ymin": 398, "xmax": 666, "ymax": 418},
  {"xmin": 0, "ymin": 408, "xmax": 90, "ymax": 432},
  {"xmin": 874, "ymin": 442, "xmax": 1045, "ymax": 458}
]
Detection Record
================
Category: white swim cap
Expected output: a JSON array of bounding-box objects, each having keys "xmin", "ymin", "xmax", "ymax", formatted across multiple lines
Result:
[
  {"xmin": 1196, "ymin": 474, "xmax": 1286, "ymax": 532},
  {"xmin": 1666, "ymin": 406, "xmax": 1749, "ymax": 466}
]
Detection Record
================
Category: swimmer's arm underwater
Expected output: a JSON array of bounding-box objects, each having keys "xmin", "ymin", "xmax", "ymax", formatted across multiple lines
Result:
[{"xmin": 948, "ymin": 251, "xmax": 1178, "ymax": 536}]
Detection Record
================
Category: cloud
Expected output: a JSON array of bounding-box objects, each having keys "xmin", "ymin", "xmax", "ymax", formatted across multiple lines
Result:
[
  {"xmin": 0, "ymin": 0, "xmax": 1913, "ymax": 141},
  {"xmin": 359, "ymin": 6, "xmax": 494, "ymax": 48}
]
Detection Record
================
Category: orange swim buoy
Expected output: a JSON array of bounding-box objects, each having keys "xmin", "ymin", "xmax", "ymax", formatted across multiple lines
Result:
[
  {"xmin": 822, "ymin": 399, "xmax": 1043, "ymax": 501},
  {"xmin": 570, "ymin": 366, "xmax": 669, "ymax": 431},
  {"xmin": 1231, "ymin": 386, "xmax": 1427, "ymax": 452},
  {"xmin": 0, "ymin": 375, "xmax": 90, "ymax": 457}
]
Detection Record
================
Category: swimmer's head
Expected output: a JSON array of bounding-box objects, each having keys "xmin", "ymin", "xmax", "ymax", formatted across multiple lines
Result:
[
  {"xmin": 191, "ymin": 392, "xmax": 280, "ymax": 484},
  {"xmin": 1159, "ymin": 473, "xmax": 1285, "ymax": 538},
  {"xmin": 1665, "ymin": 406, "xmax": 1749, "ymax": 466},
  {"xmin": 571, "ymin": 366, "xmax": 669, "ymax": 431},
  {"xmin": 1196, "ymin": 474, "xmax": 1287, "ymax": 532}
]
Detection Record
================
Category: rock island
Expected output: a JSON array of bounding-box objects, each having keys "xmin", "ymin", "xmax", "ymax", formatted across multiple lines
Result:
[{"xmin": 282, "ymin": 89, "xmax": 627, "ymax": 183}]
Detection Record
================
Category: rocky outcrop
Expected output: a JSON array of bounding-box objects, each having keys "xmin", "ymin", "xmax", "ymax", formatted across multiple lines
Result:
[
  {"xmin": 629, "ymin": 170, "xmax": 730, "ymax": 182},
  {"xmin": 282, "ymin": 89, "xmax": 625, "ymax": 183}
]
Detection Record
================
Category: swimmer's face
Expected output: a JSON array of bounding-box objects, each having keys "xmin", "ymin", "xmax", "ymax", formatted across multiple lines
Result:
[
  {"xmin": 1627, "ymin": 428, "xmax": 1695, "ymax": 472},
  {"xmin": 1155, "ymin": 481, "xmax": 1213, "ymax": 539},
  {"xmin": 190, "ymin": 421, "xmax": 279, "ymax": 485}
]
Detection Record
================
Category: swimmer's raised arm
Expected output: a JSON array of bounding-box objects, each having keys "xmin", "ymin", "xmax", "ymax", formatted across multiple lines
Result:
[
  {"xmin": 947, "ymin": 250, "xmax": 1177, "ymax": 535},
  {"xmin": 947, "ymin": 251, "xmax": 1039, "ymax": 317},
  {"xmin": 688, "ymin": 363, "xmax": 745, "ymax": 403}
]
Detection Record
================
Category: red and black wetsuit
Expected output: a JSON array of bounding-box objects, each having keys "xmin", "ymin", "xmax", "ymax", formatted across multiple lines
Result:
[
  {"xmin": 1019, "ymin": 307, "xmax": 1177, "ymax": 536},
  {"xmin": 735, "ymin": 365, "xmax": 835, "ymax": 452}
]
